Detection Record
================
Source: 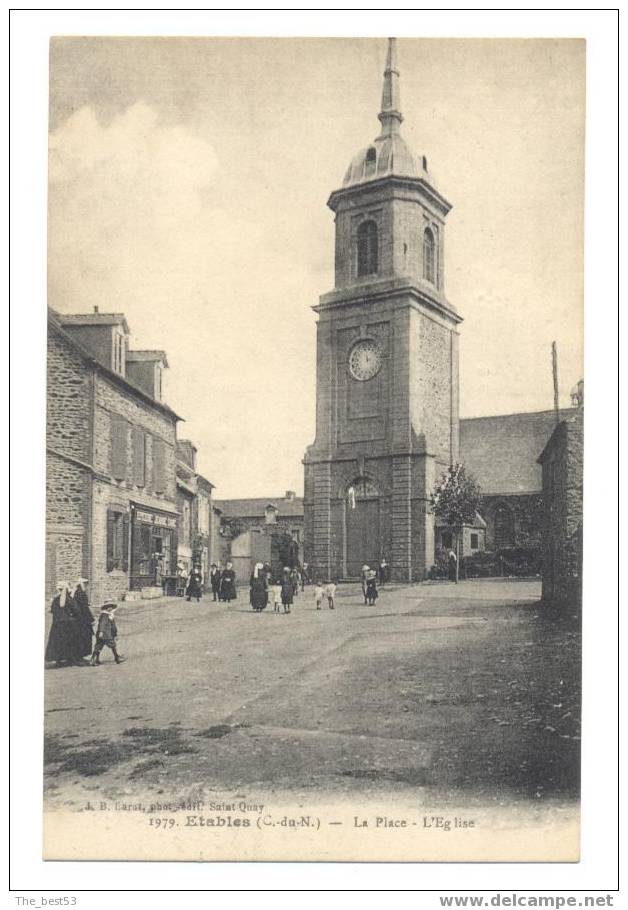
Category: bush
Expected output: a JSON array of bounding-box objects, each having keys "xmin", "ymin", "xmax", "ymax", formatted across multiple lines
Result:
[
  {"xmin": 428, "ymin": 547, "xmax": 450, "ymax": 580},
  {"xmin": 463, "ymin": 546, "xmax": 542, "ymax": 578}
]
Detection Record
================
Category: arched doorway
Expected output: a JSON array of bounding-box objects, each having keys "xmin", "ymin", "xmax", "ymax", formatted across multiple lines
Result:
[{"xmin": 345, "ymin": 477, "xmax": 380, "ymax": 577}]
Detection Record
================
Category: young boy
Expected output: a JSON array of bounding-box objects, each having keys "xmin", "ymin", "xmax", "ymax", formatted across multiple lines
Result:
[
  {"xmin": 325, "ymin": 580, "xmax": 337, "ymax": 610},
  {"xmin": 90, "ymin": 602, "xmax": 126, "ymax": 665},
  {"xmin": 314, "ymin": 582, "xmax": 325, "ymax": 610}
]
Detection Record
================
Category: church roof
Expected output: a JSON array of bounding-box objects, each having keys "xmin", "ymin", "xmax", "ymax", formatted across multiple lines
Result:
[
  {"xmin": 460, "ymin": 408, "xmax": 577, "ymax": 496},
  {"xmin": 341, "ymin": 38, "xmax": 437, "ymax": 191}
]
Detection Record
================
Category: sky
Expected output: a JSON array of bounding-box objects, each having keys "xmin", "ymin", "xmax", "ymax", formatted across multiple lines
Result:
[{"xmin": 48, "ymin": 37, "xmax": 585, "ymax": 498}]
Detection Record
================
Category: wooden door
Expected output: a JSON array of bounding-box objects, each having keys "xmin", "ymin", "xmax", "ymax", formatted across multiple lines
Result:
[{"xmin": 346, "ymin": 499, "xmax": 380, "ymax": 577}]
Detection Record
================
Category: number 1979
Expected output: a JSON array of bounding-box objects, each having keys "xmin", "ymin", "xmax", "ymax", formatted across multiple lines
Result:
[{"xmin": 149, "ymin": 817, "xmax": 176, "ymax": 829}]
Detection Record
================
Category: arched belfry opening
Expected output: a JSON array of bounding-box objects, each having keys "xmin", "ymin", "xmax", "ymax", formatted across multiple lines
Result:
[{"xmin": 344, "ymin": 476, "xmax": 380, "ymax": 577}]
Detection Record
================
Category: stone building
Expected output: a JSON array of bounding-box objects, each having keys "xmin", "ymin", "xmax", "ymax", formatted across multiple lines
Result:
[
  {"xmin": 46, "ymin": 308, "xmax": 181, "ymax": 607},
  {"xmin": 214, "ymin": 493, "xmax": 303, "ymax": 583},
  {"xmin": 459, "ymin": 409, "xmax": 577, "ymax": 554},
  {"xmin": 175, "ymin": 439, "xmax": 197, "ymax": 574},
  {"xmin": 537, "ymin": 407, "xmax": 583, "ymax": 610},
  {"xmin": 175, "ymin": 438, "xmax": 217, "ymax": 580},
  {"xmin": 303, "ymin": 38, "xmax": 461, "ymax": 582}
]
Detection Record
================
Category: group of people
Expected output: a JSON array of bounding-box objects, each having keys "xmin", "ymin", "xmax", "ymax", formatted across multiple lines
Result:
[
  {"xmin": 176, "ymin": 562, "xmax": 238, "ymax": 603},
  {"xmin": 249, "ymin": 564, "xmax": 304, "ymax": 614},
  {"xmin": 45, "ymin": 558, "xmax": 392, "ymax": 668},
  {"xmin": 45, "ymin": 578, "xmax": 125, "ymax": 668}
]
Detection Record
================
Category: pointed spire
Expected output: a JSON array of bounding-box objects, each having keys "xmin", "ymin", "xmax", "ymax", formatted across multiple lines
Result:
[{"xmin": 378, "ymin": 37, "xmax": 403, "ymax": 136}]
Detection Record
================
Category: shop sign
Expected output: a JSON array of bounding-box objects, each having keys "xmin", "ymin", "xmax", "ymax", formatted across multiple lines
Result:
[
  {"xmin": 134, "ymin": 508, "xmax": 177, "ymax": 529},
  {"xmin": 155, "ymin": 514, "xmax": 177, "ymax": 529}
]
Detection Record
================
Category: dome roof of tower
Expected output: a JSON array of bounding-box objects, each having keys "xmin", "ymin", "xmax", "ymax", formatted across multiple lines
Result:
[{"xmin": 342, "ymin": 133, "xmax": 430, "ymax": 187}]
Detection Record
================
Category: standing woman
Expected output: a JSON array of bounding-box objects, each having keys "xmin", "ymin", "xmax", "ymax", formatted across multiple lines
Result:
[
  {"xmin": 290, "ymin": 566, "xmax": 300, "ymax": 600},
  {"xmin": 280, "ymin": 568, "xmax": 294, "ymax": 614},
  {"xmin": 220, "ymin": 561, "xmax": 237, "ymax": 603},
  {"xmin": 73, "ymin": 577, "xmax": 95, "ymax": 660},
  {"xmin": 249, "ymin": 563, "xmax": 268, "ymax": 612},
  {"xmin": 45, "ymin": 582, "xmax": 83, "ymax": 667},
  {"xmin": 186, "ymin": 564, "xmax": 203, "ymax": 603}
]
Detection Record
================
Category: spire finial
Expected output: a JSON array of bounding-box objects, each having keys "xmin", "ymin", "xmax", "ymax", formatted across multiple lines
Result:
[{"xmin": 378, "ymin": 37, "xmax": 403, "ymax": 136}]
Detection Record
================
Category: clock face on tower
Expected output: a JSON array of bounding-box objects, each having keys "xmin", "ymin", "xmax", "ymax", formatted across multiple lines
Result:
[{"xmin": 348, "ymin": 339, "xmax": 382, "ymax": 381}]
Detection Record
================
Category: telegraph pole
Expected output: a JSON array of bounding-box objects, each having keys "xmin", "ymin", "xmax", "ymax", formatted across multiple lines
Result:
[{"xmin": 552, "ymin": 341, "xmax": 560, "ymax": 426}]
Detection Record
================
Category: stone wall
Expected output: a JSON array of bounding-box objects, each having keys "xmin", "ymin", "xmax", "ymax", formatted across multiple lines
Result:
[
  {"xmin": 46, "ymin": 330, "xmax": 93, "ymax": 599},
  {"xmin": 94, "ymin": 374, "xmax": 177, "ymax": 502},
  {"xmin": 539, "ymin": 414, "xmax": 583, "ymax": 610},
  {"xmin": 91, "ymin": 374, "xmax": 178, "ymax": 605}
]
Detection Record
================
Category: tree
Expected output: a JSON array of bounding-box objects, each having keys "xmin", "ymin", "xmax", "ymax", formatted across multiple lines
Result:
[{"xmin": 431, "ymin": 464, "xmax": 482, "ymax": 583}]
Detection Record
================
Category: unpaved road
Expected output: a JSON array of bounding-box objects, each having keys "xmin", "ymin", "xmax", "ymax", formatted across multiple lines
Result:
[{"xmin": 44, "ymin": 579, "xmax": 580, "ymax": 818}]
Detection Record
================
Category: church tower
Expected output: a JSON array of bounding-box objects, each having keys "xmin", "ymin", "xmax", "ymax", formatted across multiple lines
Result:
[{"xmin": 303, "ymin": 38, "xmax": 462, "ymax": 582}]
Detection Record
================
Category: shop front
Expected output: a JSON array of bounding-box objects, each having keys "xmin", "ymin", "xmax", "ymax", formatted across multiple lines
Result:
[{"xmin": 129, "ymin": 503, "xmax": 178, "ymax": 591}]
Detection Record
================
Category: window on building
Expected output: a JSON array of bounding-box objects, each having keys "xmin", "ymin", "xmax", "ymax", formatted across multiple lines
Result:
[
  {"xmin": 153, "ymin": 437, "xmax": 167, "ymax": 493},
  {"xmin": 265, "ymin": 506, "xmax": 277, "ymax": 524},
  {"xmin": 442, "ymin": 532, "xmax": 452, "ymax": 550},
  {"xmin": 470, "ymin": 533, "xmax": 479, "ymax": 550},
  {"xmin": 132, "ymin": 428, "xmax": 146, "ymax": 487},
  {"xmin": 110, "ymin": 415, "xmax": 128, "ymax": 481},
  {"xmin": 365, "ymin": 146, "xmax": 377, "ymax": 177},
  {"xmin": 357, "ymin": 220, "xmax": 378, "ymax": 277},
  {"xmin": 112, "ymin": 332, "xmax": 124, "ymax": 375},
  {"xmin": 181, "ymin": 500, "xmax": 191, "ymax": 546},
  {"xmin": 292, "ymin": 528, "xmax": 301, "ymax": 543},
  {"xmin": 423, "ymin": 227, "xmax": 436, "ymax": 284},
  {"xmin": 494, "ymin": 505, "xmax": 515, "ymax": 549},
  {"xmin": 106, "ymin": 509, "xmax": 129, "ymax": 572}
]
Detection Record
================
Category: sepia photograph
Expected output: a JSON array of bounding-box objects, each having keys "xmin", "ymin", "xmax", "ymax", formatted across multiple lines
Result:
[{"xmin": 39, "ymin": 32, "xmax": 587, "ymax": 864}]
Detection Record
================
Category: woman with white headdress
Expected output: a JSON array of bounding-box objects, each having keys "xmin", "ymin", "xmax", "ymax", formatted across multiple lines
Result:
[
  {"xmin": 45, "ymin": 581, "xmax": 83, "ymax": 666},
  {"xmin": 73, "ymin": 577, "xmax": 95, "ymax": 658},
  {"xmin": 249, "ymin": 562, "xmax": 268, "ymax": 612}
]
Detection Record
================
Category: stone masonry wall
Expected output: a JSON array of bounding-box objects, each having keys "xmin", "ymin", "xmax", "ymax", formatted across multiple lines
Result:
[
  {"xmin": 540, "ymin": 415, "xmax": 583, "ymax": 610},
  {"xmin": 46, "ymin": 330, "xmax": 93, "ymax": 600},
  {"xmin": 94, "ymin": 375, "xmax": 177, "ymax": 502},
  {"xmin": 47, "ymin": 330, "xmax": 92, "ymax": 462},
  {"xmin": 90, "ymin": 375, "xmax": 178, "ymax": 606}
]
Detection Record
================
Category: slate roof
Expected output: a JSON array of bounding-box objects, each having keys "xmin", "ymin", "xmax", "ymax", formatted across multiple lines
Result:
[
  {"xmin": 48, "ymin": 310, "xmax": 182, "ymax": 422},
  {"xmin": 460, "ymin": 408, "xmax": 577, "ymax": 496},
  {"xmin": 215, "ymin": 497, "xmax": 304, "ymax": 518}
]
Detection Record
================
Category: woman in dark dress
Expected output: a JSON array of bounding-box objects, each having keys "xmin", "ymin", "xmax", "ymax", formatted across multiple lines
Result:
[
  {"xmin": 186, "ymin": 565, "xmax": 203, "ymax": 602},
  {"xmin": 73, "ymin": 577, "xmax": 95, "ymax": 659},
  {"xmin": 45, "ymin": 582, "xmax": 83, "ymax": 666},
  {"xmin": 249, "ymin": 562, "xmax": 268, "ymax": 612},
  {"xmin": 280, "ymin": 568, "xmax": 293, "ymax": 614},
  {"xmin": 220, "ymin": 562, "xmax": 237, "ymax": 603}
]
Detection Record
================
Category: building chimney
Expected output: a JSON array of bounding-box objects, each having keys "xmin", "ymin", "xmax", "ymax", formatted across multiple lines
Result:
[
  {"xmin": 93, "ymin": 305, "xmax": 99, "ymax": 313},
  {"xmin": 285, "ymin": 490, "xmax": 295, "ymax": 500}
]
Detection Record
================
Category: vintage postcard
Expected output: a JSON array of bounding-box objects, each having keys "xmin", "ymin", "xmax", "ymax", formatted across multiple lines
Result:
[{"xmin": 43, "ymin": 36, "xmax": 584, "ymax": 863}]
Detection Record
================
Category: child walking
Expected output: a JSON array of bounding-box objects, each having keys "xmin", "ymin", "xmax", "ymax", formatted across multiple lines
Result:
[
  {"xmin": 272, "ymin": 580, "xmax": 282, "ymax": 613},
  {"xmin": 326, "ymin": 580, "xmax": 337, "ymax": 610},
  {"xmin": 90, "ymin": 602, "xmax": 126, "ymax": 665},
  {"xmin": 314, "ymin": 582, "xmax": 325, "ymax": 610},
  {"xmin": 365, "ymin": 572, "xmax": 379, "ymax": 606}
]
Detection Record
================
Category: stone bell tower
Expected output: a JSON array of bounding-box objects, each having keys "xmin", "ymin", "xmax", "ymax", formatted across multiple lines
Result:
[{"xmin": 303, "ymin": 38, "xmax": 462, "ymax": 582}]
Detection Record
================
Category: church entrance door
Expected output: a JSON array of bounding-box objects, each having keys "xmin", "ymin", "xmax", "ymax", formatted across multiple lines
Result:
[{"xmin": 345, "ymin": 478, "xmax": 380, "ymax": 577}]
